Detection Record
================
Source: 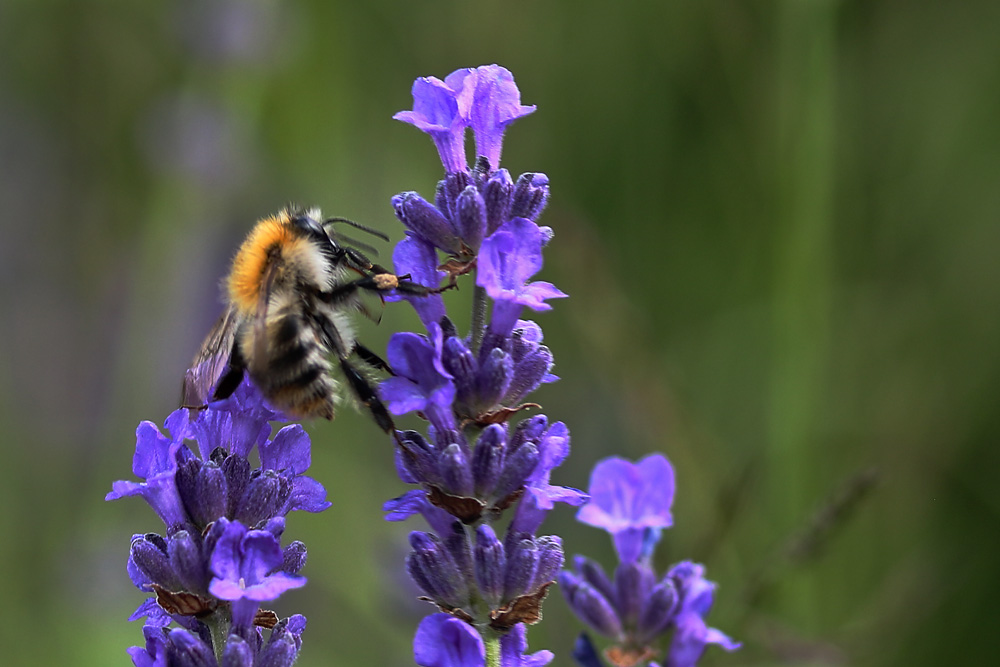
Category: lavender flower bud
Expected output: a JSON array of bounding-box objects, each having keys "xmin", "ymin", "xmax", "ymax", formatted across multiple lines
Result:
[
  {"xmin": 505, "ymin": 345, "xmax": 554, "ymax": 405},
  {"xmin": 476, "ymin": 347, "xmax": 513, "ymax": 409},
  {"xmin": 438, "ymin": 443, "xmax": 474, "ymax": 497},
  {"xmin": 484, "ymin": 168, "xmax": 514, "ymax": 235},
  {"xmin": 408, "ymin": 531, "xmax": 468, "ymax": 608},
  {"xmin": 614, "ymin": 560, "xmax": 647, "ymax": 627},
  {"xmin": 442, "ymin": 336, "xmax": 478, "ymax": 411},
  {"xmin": 531, "ymin": 535, "xmax": 564, "ymax": 591},
  {"xmin": 168, "ymin": 530, "xmax": 206, "ymax": 593},
  {"xmin": 257, "ymin": 633, "xmax": 298, "ymax": 667},
  {"xmin": 180, "ymin": 461, "xmax": 228, "ymax": 528},
  {"xmin": 282, "ymin": 541, "xmax": 307, "ymax": 575},
  {"xmin": 510, "ymin": 172, "xmax": 549, "ymax": 221},
  {"xmin": 398, "ymin": 430, "xmax": 441, "ymax": 486},
  {"xmin": 503, "ymin": 538, "xmax": 539, "ymax": 601},
  {"xmin": 435, "ymin": 171, "xmax": 473, "ymax": 224},
  {"xmin": 509, "ymin": 415, "xmax": 548, "ymax": 453},
  {"xmin": 456, "ymin": 185, "xmax": 487, "ymax": 250},
  {"xmin": 442, "ymin": 522, "xmax": 474, "ymax": 584},
  {"xmin": 565, "ymin": 578, "xmax": 623, "ymax": 640},
  {"xmin": 167, "ymin": 629, "xmax": 216, "ymax": 667},
  {"xmin": 636, "ymin": 579, "xmax": 679, "ymax": 643},
  {"xmin": 393, "ymin": 191, "xmax": 462, "ymax": 253},
  {"xmin": 131, "ymin": 534, "xmax": 181, "ymax": 590},
  {"xmin": 222, "ymin": 635, "xmax": 254, "ymax": 667},
  {"xmin": 474, "ymin": 524, "xmax": 506, "ymax": 607},
  {"xmin": 573, "ymin": 555, "xmax": 616, "ymax": 605},
  {"xmin": 235, "ymin": 470, "xmax": 289, "ymax": 527},
  {"xmin": 221, "ymin": 454, "xmax": 251, "ymax": 517},
  {"xmin": 492, "ymin": 441, "xmax": 539, "ymax": 500},
  {"xmin": 472, "ymin": 425, "xmax": 506, "ymax": 496}
]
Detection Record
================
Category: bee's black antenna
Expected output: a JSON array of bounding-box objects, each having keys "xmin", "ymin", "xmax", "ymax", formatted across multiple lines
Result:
[
  {"xmin": 336, "ymin": 234, "xmax": 381, "ymax": 258},
  {"xmin": 323, "ymin": 217, "xmax": 390, "ymax": 242}
]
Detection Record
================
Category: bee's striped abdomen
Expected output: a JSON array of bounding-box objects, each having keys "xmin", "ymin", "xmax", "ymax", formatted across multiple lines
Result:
[{"xmin": 246, "ymin": 308, "xmax": 338, "ymax": 420}]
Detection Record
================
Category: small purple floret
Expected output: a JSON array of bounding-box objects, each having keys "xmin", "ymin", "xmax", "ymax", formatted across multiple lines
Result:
[{"xmin": 576, "ymin": 454, "xmax": 676, "ymax": 564}]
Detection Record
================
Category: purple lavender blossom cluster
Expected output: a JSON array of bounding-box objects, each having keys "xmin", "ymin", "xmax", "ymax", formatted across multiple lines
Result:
[
  {"xmin": 380, "ymin": 65, "xmax": 586, "ymax": 666},
  {"xmin": 108, "ymin": 379, "xmax": 330, "ymax": 666},
  {"xmin": 562, "ymin": 455, "xmax": 740, "ymax": 667}
]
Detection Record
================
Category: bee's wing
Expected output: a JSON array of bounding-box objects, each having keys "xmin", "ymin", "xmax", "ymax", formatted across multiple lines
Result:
[
  {"xmin": 181, "ymin": 305, "xmax": 242, "ymax": 407},
  {"xmin": 247, "ymin": 260, "xmax": 280, "ymax": 377}
]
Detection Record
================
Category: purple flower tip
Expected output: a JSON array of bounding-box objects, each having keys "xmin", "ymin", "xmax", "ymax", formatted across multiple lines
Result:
[
  {"xmin": 396, "ymin": 64, "xmax": 535, "ymax": 174},
  {"xmin": 208, "ymin": 518, "xmax": 306, "ymax": 603},
  {"xmin": 576, "ymin": 454, "xmax": 676, "ymax": 564},
  {"xmin": 413, "ymin": 613, "xmax": 484, "ymax": 667}
]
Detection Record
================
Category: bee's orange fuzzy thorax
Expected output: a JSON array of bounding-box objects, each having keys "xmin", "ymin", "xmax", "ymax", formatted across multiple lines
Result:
[{"xmin": 227, "ymin": 212, "xmax": 301, "ymax": 315}]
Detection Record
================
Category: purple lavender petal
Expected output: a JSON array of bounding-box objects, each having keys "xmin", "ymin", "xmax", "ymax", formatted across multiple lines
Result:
[
  {"xmin": 576, "ymin": 454, "xmax": 675, "ymax": 562},
  {"xmin": 384, "ymin": 489, "xmax": 457, "ymax": 536},
  {"xmin": 413, "ymin": 613, "xmax": 484, "ymax": 667},
  {"xmin": 382, "ymin": 326, "xmax": 456, "ymax": 430},
  {"xmin": 500, "ymin": 623, "xmax": 554, "ymax": 667},
  {"xmin": 208, "ymin": 519, "xmax": 306, "ymax": 602},
  {"xmin": 128, "ymin": 624, "xmax": 168, "ymax": 667},
  {"xmin": 390, "ymin": 234, "xmax": 447, "ymax": 330},
  {"xmin": 260, "ymin": 424, "xmax": 311, "ymax": 474},
  {"xmin": 466, "ymin": 65, "xmax": 536, "ymax": 170},
  {"xmin": 478, "ymin": 218, "xmax": 567, "ymax": 337},
  {"xmin": 287, "ymin": 474, "xmax": 332, "ymax": 513},
  {"xmin": 394, "ymin": 75, "xmax": 471, "ymax": 174}
]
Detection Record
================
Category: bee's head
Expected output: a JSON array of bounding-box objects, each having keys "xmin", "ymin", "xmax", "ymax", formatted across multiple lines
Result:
[{"xmin": 289, "ymin": 211, "xmax": 328, "ymax": 239}]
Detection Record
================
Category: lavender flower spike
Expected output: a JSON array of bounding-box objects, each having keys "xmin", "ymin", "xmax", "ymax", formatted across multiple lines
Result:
[
  {"xmin": 563, "ymin": 454, "xmax": 738, "ymax": 667},
  {"xmin": 390, "ymin": 64, "xmax": 572, "ymax": 666},
  {"xmin": 111, "ymin": 377, "xmax": 321, "ymax": 664}
]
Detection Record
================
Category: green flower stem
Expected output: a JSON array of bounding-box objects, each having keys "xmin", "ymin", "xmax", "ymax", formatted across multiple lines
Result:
[
  {"xmin": 204, "ymin": 609, "xmax": 231, "ymax": 663},
  {"xmin": 470, "ymin": 280, "xmax": 488, "ymax": 355},
  {"xmin": 484, "ymin": 631, "xmax": 501, "ymax": 667}
]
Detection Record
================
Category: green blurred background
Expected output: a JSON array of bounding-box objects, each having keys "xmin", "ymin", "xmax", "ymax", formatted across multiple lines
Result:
[{"xmin": 2, "ymin": 0, "xmax": 998, "ymax": 665}]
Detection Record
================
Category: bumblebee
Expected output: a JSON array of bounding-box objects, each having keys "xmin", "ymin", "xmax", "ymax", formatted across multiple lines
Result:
[{"xmin": 182, "ymin": 206, "xmax": 434, "ymax": 431}]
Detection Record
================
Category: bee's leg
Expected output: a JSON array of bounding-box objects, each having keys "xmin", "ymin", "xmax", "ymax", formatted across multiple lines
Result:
[
  {"xmin": 339, "ymin": 357, "xmax": 396, "ymax": 433},
  {"xmin": 353, "ymin": 342, "xmax": 394, "ymax": 375},
  {"xmin": 320, "ymin": 274, "xmax": 453, "ymax": 305}
]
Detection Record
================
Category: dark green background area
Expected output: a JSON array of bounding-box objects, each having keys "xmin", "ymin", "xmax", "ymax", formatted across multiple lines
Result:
[{"xmin": 1, "ymin": 1, "xmax": 997, "ymax": 665}]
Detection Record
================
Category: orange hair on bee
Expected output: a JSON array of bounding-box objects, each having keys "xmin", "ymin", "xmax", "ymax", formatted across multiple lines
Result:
[{"xmin": 227, "ymin": 210, "xmax": 310, "ymax": 315}]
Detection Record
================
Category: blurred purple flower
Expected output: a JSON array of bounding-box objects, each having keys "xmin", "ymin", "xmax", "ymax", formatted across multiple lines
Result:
[
  {"xmin": 576, "ymin": 454, "xmax": 675, "ymax": 564},
  {"xmin": 665, "ymin": 562, "xmax": 741, "ymax": 667}
]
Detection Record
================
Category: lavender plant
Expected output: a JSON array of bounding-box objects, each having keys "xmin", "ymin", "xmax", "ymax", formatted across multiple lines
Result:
[
  {"xmin": 380, "ymin": 64, "xmax": 587, "ymax": 666},
  {"xmin": 560, "ymin": 455, "xmax": 740, "ymax": 667},
  {"xmin": 107, "ymin": 378, "xmax": 330, "ymax": 666}
]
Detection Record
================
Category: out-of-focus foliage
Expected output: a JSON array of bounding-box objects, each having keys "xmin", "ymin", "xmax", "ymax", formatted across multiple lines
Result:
[{"xmin": 1, "ymin": 1, "xmax": 997, "ymax": 666}]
